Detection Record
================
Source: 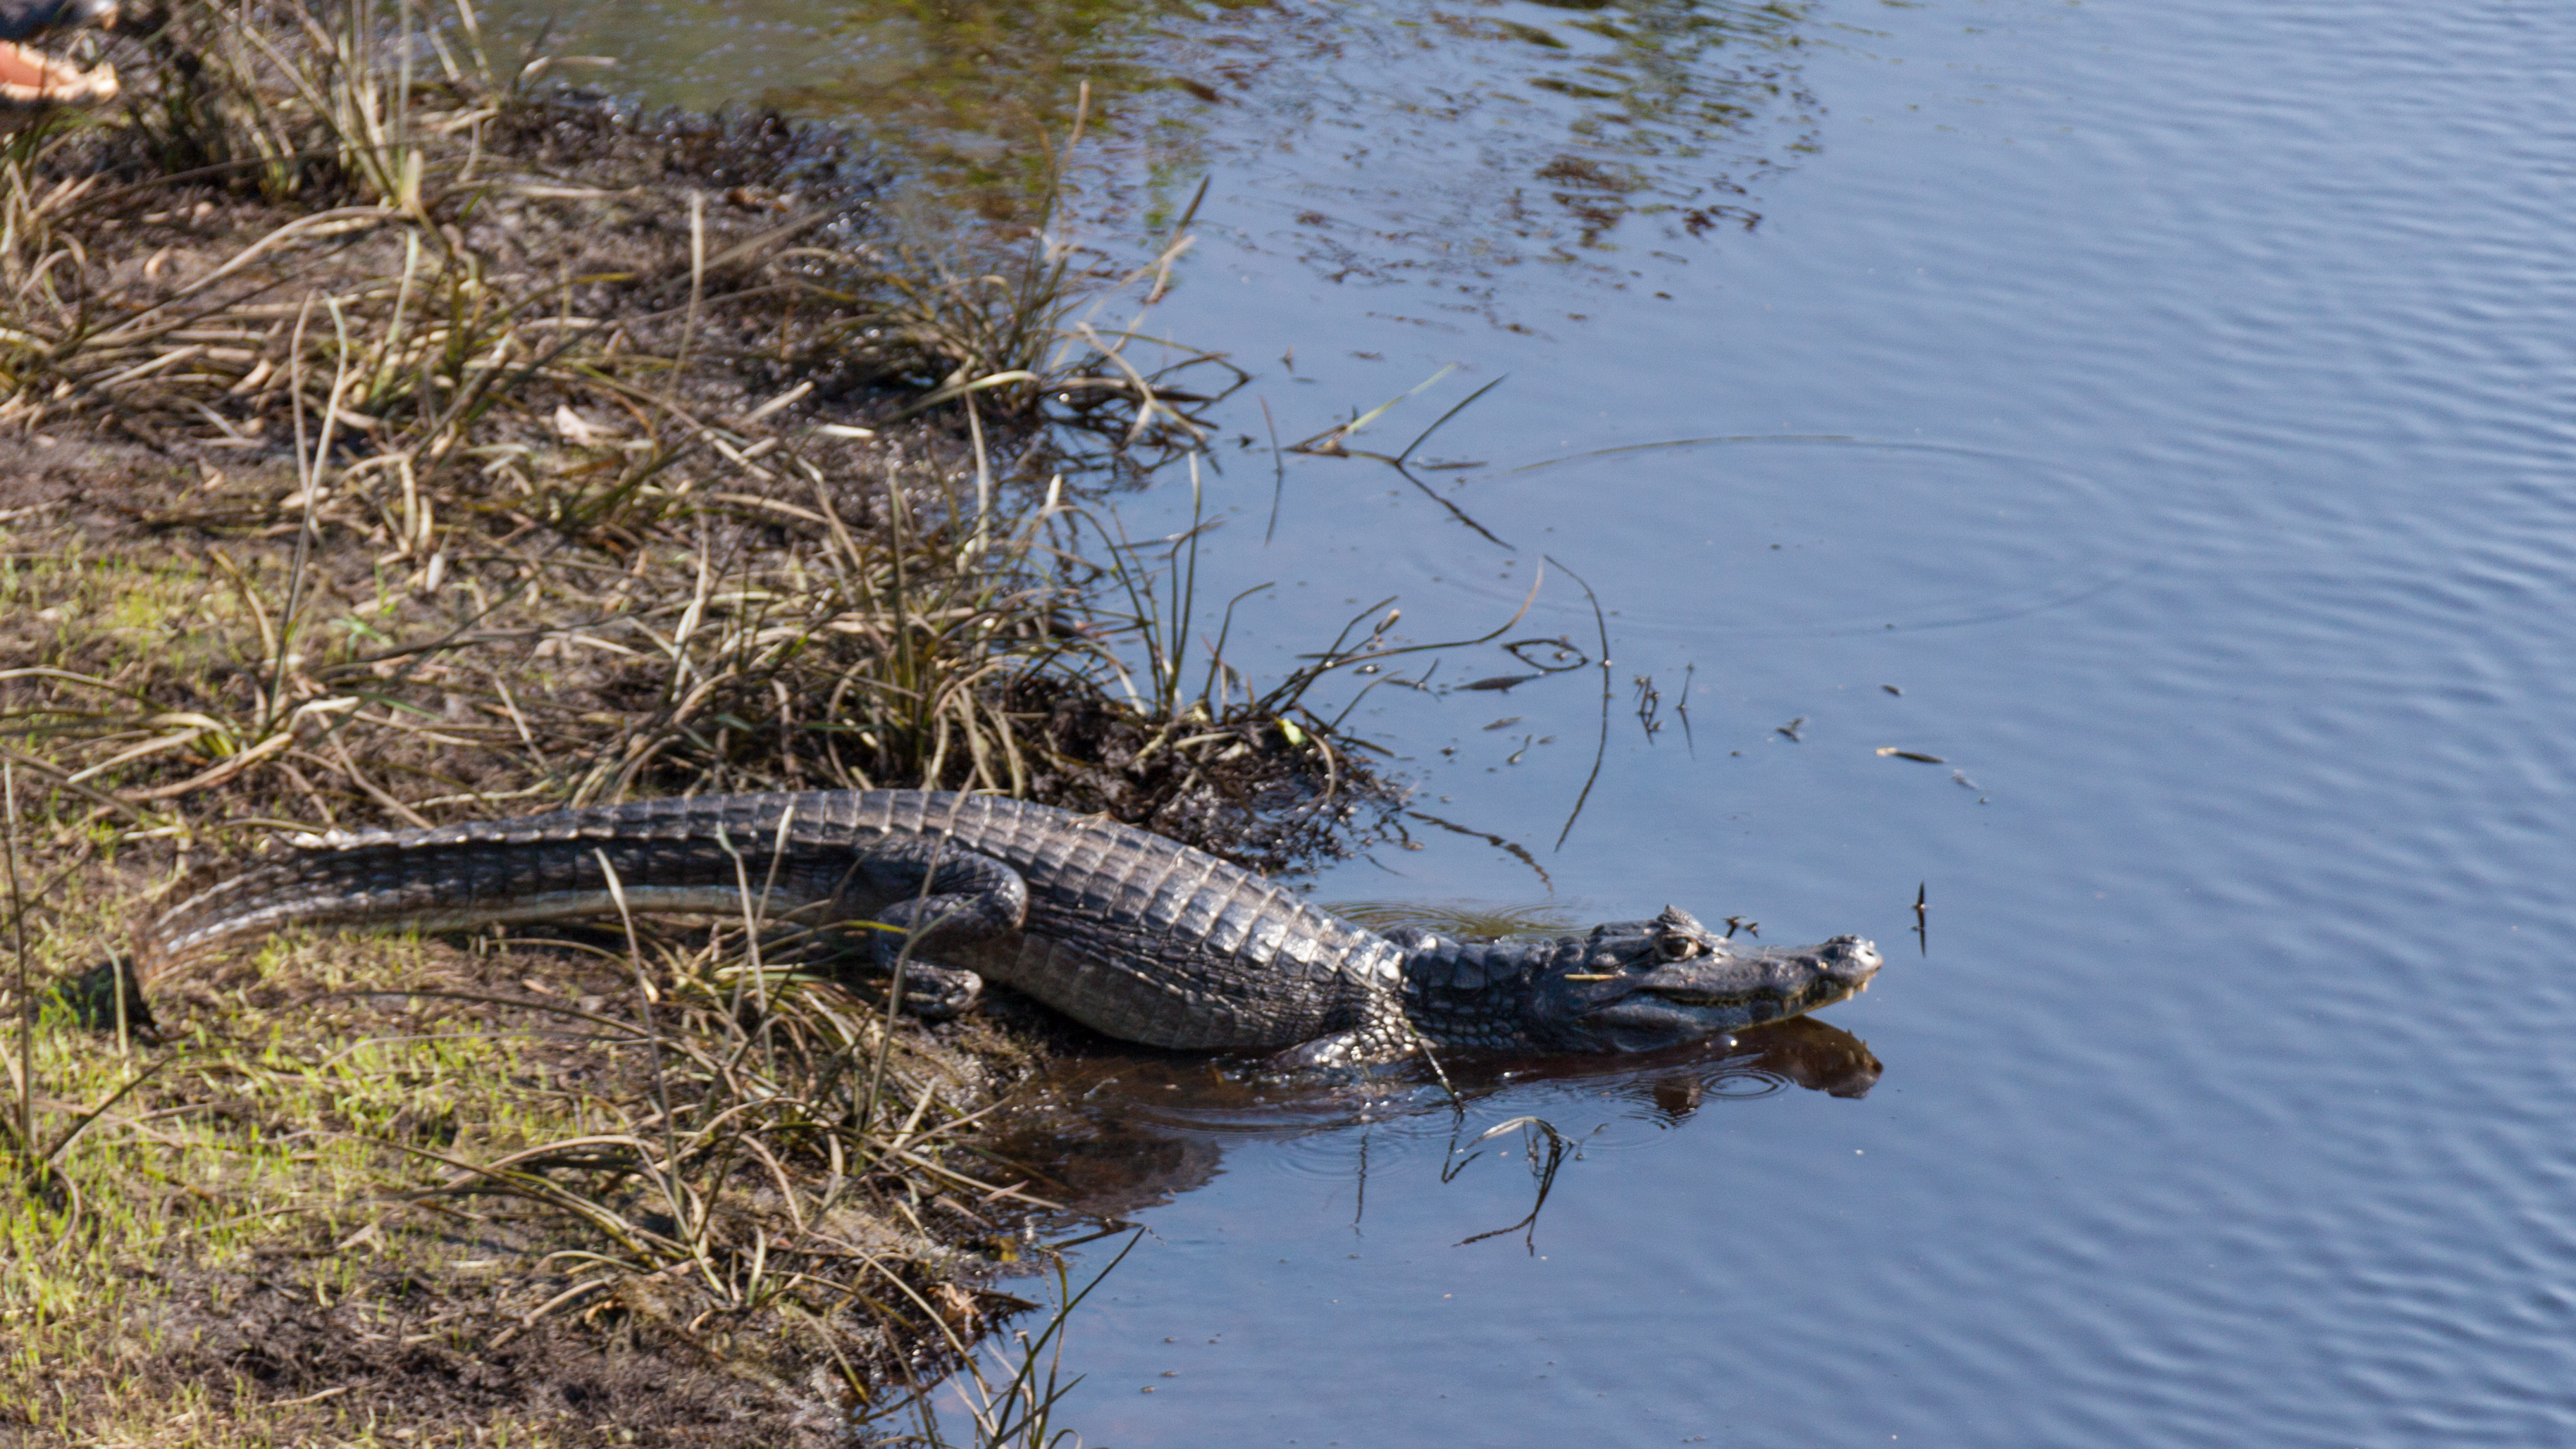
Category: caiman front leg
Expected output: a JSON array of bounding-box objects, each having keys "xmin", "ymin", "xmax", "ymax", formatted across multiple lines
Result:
[
  {"xmin": 1265, "ymin": 990, "xmax": 1423, "ymax": 1071},
  {"xmin": 846, "ymin": 839, "xmax": 1030, "ymax": 1019}
]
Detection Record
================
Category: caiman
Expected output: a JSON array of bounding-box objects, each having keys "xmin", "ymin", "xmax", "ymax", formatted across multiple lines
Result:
[{"xmin": 123, "ymin": 790, "xmax": 1883, "ymax": 1066}]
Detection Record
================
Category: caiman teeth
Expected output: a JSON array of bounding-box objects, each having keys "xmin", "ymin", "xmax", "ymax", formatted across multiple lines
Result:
[{"xmin": 0, "ymin": 39, "xmax": 116, "ymax": 108}]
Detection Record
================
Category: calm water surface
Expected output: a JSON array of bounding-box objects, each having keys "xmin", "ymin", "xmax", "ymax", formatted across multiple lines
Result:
[{"xmin": 490, "ymin": 0, "xmax": 2576, "ymax": 1442}]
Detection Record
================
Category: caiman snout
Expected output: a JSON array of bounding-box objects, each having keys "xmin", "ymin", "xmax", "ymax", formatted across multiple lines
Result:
[
  {"xmin": 1812, "ymin": 934, "xmax": 1883, "ymax": 987},
  {"xmin": 1523, "ymin": 916, "xmax": 1886, "ymax": 1053}
]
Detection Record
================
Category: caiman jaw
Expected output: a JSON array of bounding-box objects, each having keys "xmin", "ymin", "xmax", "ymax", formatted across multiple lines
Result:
[
  {"xmin": 1505, "ymin": 916, "xmax": 1885, "ymax": 1054},
  {"xmin": 1642, "ymin": 935, "xmax": 1885, "ymax": 1019}
]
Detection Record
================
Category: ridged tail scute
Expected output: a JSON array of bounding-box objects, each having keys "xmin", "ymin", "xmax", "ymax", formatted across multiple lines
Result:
[{"xmin": 134, "ymin": 792, "xmax": 902, "ymax": 981}]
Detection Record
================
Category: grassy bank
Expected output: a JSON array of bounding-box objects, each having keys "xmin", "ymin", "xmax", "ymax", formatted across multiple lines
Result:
[{"xmin": 0, "ymin": 4, "xmax": 1401, "ymax": 1442}]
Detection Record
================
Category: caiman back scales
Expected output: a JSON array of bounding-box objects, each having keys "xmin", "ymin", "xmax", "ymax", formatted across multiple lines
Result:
[{"xmin": 136, "ymin": 790, "xmax": 1882, "ymax": 1064}]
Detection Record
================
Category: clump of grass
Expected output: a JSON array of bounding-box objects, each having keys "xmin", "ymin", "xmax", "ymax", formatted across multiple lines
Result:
[
  {"xmin": 884, "ymin": 1232, "xmax": 1139, "ymax": 1449},
  {"xmin": 777, "ymin": 89, "xmax": 1240, "ymax": 467}
]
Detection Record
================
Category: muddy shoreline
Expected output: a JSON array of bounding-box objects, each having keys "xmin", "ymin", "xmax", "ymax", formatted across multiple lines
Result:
[{"xmin": 0, "ymin": 5, "xmax": 1397, "ymax": 1443}]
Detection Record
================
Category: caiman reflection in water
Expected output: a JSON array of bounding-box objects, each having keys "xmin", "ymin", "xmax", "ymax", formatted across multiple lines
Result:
[{"xmin": 979, "ymin": 1016, "xmax": 1881, "ymax": 1222}]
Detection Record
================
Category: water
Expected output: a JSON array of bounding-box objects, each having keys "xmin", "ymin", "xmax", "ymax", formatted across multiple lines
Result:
[{"xmin": 485, "ymin": 0, "xmax": 2576, "ymax": 1441}]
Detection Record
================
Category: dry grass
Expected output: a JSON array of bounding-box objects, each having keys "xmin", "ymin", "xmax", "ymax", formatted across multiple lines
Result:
[
  {"xmin": 0, "ymin": 0, "xmax": 1385, "ymax": 862},
  {"xmin": 1, "ymin": 890, "xmax": 1066, "ymax": 1445},
  {"xmin": 0, "ymin": 2, "xmax": 1411, "ymax": 1443}
]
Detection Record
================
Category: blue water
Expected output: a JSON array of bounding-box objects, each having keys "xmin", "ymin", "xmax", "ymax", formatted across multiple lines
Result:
[{"xmin": 493, "ymin": 0, "xmax": 2576, "ymax": 1442}]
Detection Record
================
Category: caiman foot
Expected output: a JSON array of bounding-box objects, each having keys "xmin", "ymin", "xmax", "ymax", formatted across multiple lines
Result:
[
  {"xmin": 54, "ymin": 959, "xmax": 161, "ymax": 1042},
  {"xmin": 879, "ymin": 962, "xmax": 983, "ymax": 1021},
  {"xmin": 1263, "ymin": 1026, "xmax": 1422, "ymax": 1072}
]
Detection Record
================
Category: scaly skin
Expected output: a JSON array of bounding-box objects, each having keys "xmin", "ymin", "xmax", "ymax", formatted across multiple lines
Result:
[{"xmin": 132, "ymin": 790, "xmax": 1883, "ymax": 1065}]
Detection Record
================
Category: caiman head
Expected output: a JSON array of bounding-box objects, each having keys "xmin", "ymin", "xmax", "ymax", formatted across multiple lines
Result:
[
  {"xmin": 0, "ymin": 0, "xmax": 120, "ymax": 108},
  {"xmin": 1519, "ymin": 906, "xmax": 1882, "ymax": 1053}
]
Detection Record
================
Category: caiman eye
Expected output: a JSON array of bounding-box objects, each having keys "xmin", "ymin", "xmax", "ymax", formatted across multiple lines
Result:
[{"xmin": 1657, "ymin": 935, "xmax": 1700, "ymax": 962}]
